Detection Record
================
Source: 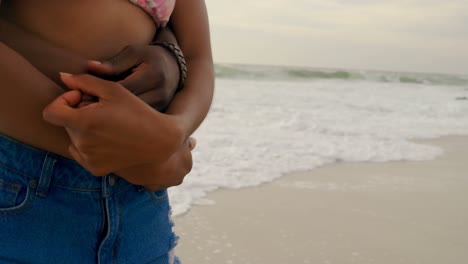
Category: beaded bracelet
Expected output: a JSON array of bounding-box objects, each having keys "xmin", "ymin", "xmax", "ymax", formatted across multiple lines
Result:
[{"xmin": 151, "ymin": 41, "xmax": 187, "ymax": 92}]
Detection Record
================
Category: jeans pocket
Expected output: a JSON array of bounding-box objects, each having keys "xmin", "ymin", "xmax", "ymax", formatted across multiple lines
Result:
[
  {"xmin": 0, "ymin": 165, "xmax": 36, "ymax": 216},
  {"xmin": 0, "ymin": 178, "xmax": 22, "ymax": 208},
  {"xmin": 147, "ymin": 189, "xmax": 169, "ymax": 206}
]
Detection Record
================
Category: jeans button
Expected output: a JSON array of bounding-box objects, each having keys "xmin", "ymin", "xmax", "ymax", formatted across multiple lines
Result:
[{"xmin": 108, "ymin": 175, "xmax": 117, "ymax": 186}]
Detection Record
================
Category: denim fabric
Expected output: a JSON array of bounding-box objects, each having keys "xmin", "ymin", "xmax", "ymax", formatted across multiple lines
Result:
[{"xmin": 0, "ymin": 134, "xmax": 180, "ymax": 264}]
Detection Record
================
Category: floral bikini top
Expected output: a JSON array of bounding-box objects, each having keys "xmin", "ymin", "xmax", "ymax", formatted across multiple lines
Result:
[
  {"xmin": 129, "ymin": 0, "xmax": 176, "ymax": 28},
  {"xmin": 0, "ymin": 0, "xmax": 176, "ymax": 28}
]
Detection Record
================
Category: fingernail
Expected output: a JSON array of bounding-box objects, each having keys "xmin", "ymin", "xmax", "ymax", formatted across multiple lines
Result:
[
  {"xmin": 59, "ymin": 72, "xmax": 73, "ymax": 77},
  {"xmin": 89, "ymin": 60, "xmax": 102, "ymax": 65}
]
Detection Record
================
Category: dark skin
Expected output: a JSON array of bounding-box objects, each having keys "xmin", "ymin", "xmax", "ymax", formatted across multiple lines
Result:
[
  {"xmin": 0, "ymin": 16, "xmax": 179, "ymax": 110},
  {"xmin": 87, "ymin": 28, "xmax": 180, "ymax": 111},
  {"xmin": 0, "ymin": 17, "xmax": 195, "ymax": 190},
  {"xmin": 0, "ymin": 0, "xmax": 214, "ymax": 190}
]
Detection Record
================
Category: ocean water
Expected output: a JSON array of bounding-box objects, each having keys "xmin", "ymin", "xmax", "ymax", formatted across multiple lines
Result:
[{"xmin": 169, "ymin": 64, "xmax": 468, "ymax": 216}]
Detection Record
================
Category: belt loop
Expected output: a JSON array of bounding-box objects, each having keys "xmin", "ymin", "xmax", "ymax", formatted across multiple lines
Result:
[
  {"xmin": 36, "ymin": 152, "xmax": 56, "ymax": 198},
  {"xmin": 102, "ymin": 175, "xmax": 110, "ymax": 198}
]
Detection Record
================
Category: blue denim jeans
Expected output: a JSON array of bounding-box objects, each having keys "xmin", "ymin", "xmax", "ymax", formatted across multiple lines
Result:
[{"xmin": 0, "ymin": 134, "xmax": 180, "ymax": 264}]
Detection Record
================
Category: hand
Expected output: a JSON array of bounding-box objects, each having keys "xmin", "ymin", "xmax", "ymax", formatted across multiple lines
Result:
[
  {"xmin": 116, "ymin": 137, "xmax": 196, "ymax": 192},
  {"xmin": 87, "ymin": 44, "xmax": 180, "ymax": 111},
  {"xmin": 43, "ymin": 73, "xmax": 184, "ymax": 176}
]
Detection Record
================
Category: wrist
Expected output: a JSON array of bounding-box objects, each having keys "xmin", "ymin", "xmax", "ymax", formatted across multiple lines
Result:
[
  {"xmin": 154, "ymin": 45, "xmax": 180, "ymax": 99},
  {"xmin": 148, "ymin": 112, "xmax": 186, "ymax": 158},
  {"xmin": 151, "ymin": 41, "xmax": 187, "ymax": 93},
  {"xmin": 166, "ymin": 114, "xmax": 188, "ymax": 143},
  {"xmin": 171, "ymin": 114, "xmax": 190, "ymax": 140}
]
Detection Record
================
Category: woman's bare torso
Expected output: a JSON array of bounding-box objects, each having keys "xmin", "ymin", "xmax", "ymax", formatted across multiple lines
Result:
[
  {"xmin": 2, "ymin": 0, "xmax": 156, "ymax": 59},
  {"xmin": 0, "ymin": 0, "xmax": 157, "ymax": 156}
]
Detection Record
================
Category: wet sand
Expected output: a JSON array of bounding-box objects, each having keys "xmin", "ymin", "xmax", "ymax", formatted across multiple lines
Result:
[{"xmin": 174, "ymin": 136, "xmax": 468, "ymax": 264}]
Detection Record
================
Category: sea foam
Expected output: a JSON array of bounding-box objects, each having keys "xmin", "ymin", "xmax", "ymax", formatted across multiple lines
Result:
[{"xmin": 169, "ymin": 69, "xmax": 468, "ymax": 216}]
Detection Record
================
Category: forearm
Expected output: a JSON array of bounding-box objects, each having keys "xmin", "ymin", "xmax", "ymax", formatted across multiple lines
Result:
[
  {"xmin": 0, "ymin": 42, "xmax": 71, "ymax": 157},
  {"xmin": 164, "ymin": 0, "xmax": 215, "ymax": 139},
  {"xmin": 0, "ymin": 17, "xmax": 88, "ymax": 86},
  {"xmin": 165, "ymin": 59, "xmax": 214, "ymax": 138},
  {"xmin": 0, "ymin": 16, "xmax": 88, "ymax": 158}
]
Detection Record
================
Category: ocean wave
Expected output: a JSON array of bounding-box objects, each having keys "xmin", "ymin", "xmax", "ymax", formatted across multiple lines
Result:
[
  {"xmin": 215, "ymin": 64, "xmax": 468, "ymax": 87},
  {"xmin": 169, "ymin": 78, "xmax": 468, "ymax": 216}
]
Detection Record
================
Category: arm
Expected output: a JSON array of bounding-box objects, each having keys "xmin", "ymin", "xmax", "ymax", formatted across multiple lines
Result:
[
  {"xmin": 0, "ymin": 16, "xmax": 183, "ymax": 152},
  {"xmin": 0, "ymin": 16, "xmax": 182, "ymax": 108},
  {"xmin": 0, "ymin": 14, "xmax": 189, "ymax": 170},
  {"xmin": 89, "ymin": 0, "xmax": 214, "ymax": 187},
  {"xmin": 21, "ymin": 0, "xmax": 213, "ymax": 182},
  {"xmin": 165, "ymin": 0, "xmax": 215, "ymax": 139},
  {"xmin": 88, "ymin": 0, "xmax": 215, "ymax": 139},
  {"xmin": 87, "ymin": 26, "xmax": 182, "ymax": 111},
  {"xmin": 0, "ymin": 42, "xmax": 71, "ymax": 157},
  {"xmin": 1, "ymin": 15, "xmax": 196, "ymax": 187},
  {"xmin": 134, "ymin": 0, "xmax": 216, "ymax": 189},
  {"xmin": 0, "ymin": 17, "xmax": 88, "ymax": 86}
]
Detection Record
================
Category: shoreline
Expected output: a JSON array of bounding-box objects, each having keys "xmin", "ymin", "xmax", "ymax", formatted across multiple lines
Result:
[{"xmin": 174, "ymin": 135, "xmax": 468, "ymax": 264}]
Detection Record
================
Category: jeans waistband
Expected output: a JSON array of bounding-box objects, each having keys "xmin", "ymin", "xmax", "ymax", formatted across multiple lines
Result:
[{"xmin": 0, "ymin": 133, "xmax": 129, "ymax": 192}]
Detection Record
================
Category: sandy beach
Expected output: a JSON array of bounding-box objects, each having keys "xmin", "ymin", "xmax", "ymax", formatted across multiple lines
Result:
[{"xmin": 173, "ymin": 135, "xmax": 468, "ymax": 264}]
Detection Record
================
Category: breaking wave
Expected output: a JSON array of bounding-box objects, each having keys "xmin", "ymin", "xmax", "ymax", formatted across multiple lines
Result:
[{"xmin": 215, "ymin": 64, "xmax": 468, "ymax": 87}]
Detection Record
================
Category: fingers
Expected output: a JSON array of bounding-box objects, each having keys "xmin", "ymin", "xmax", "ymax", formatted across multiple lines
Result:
[
  {"xmin": 78, "ymin": 94, "xmax": 98, "ymax": 108},
  {"xmin": 164, "ymin": 137, "xmax": 195, "ymax": 186},
  {"xmin": 178, "ymin": 137, "xmax": 195, "ymax": 174},
  {"xmin": 180, "ymin": 139, "xmax": 194, "ymax": 176},
  {"xmin": 118, "ymin": 69, "xmax": 173, "ymax": 110},
  {"xmin": 118, "ymin": 66, "xmax": 153, "ymax": 94},
  {"xmin": 60, "ymin": 73, "xmax": 121, "ymax": 100},
  {"xmin": 45, "ymin": 73, "xmax": 125, "ymax": 127},
  {"xmin": 132, "ymin": 89, "xmax": 172, "ymax": 111},
  {"xmin": 87, "ymin": 45, "xmax": 143, "ymax": 76},
  {"xmin": 188, "ymin": 137, "xmax": 197, "ymax": 150},
  {"xmin": 43, "ymin": 90, "xmax": 82, "ymax": 127}
]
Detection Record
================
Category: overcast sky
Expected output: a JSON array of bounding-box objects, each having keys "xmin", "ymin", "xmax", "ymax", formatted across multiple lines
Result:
[{"xmin": 205, "ymin": 0, "xmax": 468, "ymax": 74}]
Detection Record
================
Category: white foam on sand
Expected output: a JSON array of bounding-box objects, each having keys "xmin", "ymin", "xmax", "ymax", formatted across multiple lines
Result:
[{"xmin": 169, "ymin": 78, "xmax": 468, "ymax": 216}]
